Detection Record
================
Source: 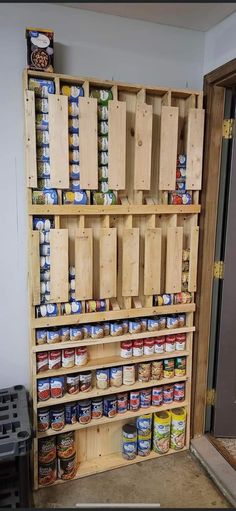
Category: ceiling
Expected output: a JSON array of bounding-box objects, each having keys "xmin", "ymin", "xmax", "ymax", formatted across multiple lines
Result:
[{"xmin": 59, "ymin": 2, "xmax": 236, "ymax": 32}]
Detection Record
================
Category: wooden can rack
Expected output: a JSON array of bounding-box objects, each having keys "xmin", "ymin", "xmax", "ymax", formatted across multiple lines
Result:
[{"xmin": 23, "ymin": 69, "xmax": 204, "ymax": 489}]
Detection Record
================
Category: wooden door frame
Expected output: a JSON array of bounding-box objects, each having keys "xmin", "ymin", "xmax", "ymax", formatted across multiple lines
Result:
[{"xmin": 192, "ymin": 58, "xmax": 236, "ymax": 437}]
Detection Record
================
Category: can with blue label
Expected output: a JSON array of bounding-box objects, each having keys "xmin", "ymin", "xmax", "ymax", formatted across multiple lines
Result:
[
  {"xmin": 82, "ymin": 325, "xmax": 91, "ymax": 339},
  {"xmin": 36, "ymin": 130, "xmax": 49, "ymax": 147},
  {"xmin": 40, "ymin": 244, "xmax": 50, "ymax": 257},
  {"xmin": 70, "ymin": 326, "xmax": 83, "ymax": 341},
  {"xmin": 91, "ymin": 324, "xmax": 104, "ymax": 339},
  {"xmin": 39, "ymin": 230, "xmax": 50, "ymax": 244},
  {"xmin": 129, "ymin": 320, "xmax": 142, "ymax": 334},
  {"xmin": 138, "ymin": 433, "xmax": 151, "ymax": 456},
  {"xmin": 110, "ymin": 322, "xmax": 123, "ymax": 337},
  {"xmin": 147, "ymin": 317, "xmax": 159, "ymax": 332},
  {"xmin": 29, "ymin": 78, "xmax": 55, "ymax": 98},
  {"xmin": 61, "ymin": 327, "xmax": 70, "ymax": 342},
  {"xmin": 136, "ymin": 414, "xmax": 152, "ymax": 435},
  {"xmin": 47, "ymin": 328, "xmax": 61, "ymax": 344},
  {"xmin": 69, "ymin": 149, "xmax": 80, "ymax": 164},
  {"xmin": 36, "ymin": 329, "xmax": 47, "ymax": 345},
  {"xmin": 33, "ymin": 218, "xmax": 52, "ymax": 231},
  {"xmin": 91, "ymin": 398, "xmax": 103, "ymax": 419},
  {"xmin": 77, "ymin": 399, "xmax": 91, "ymax": 424},
  {"xmin": 65, "ymin": 402, "xmax": 77, "ymax": 424},
  {"xmin": 103, "ymin": 396, "xmax": 117, "ymax": 418},
  {"xmin": 32, "ymin": 190, "xmax": 58, "ymax": 205},
  {"xmin": 167, "ymin": 315, "xmax": 179, "ymax": 329},
  {"xmin": 35, "ymin": 303, "xmax": 58, "ymax": 318},
  {"xmin": 69, "ymin": 164, "xmax": 80, "ymax": 180},
  {"xmin": 40, "ymin": 270, "xmax": 50, "ymax": 282},
  {"xmin": 37, "ymin": 162, "xmax": 50, "ymax": 178},
  {"xmin": 103, "ymin": 322, "xmax": 110, "ymax": 336},
  {"xmin": 68, "ymin": 118, "xmax": 79, "ymax": 134},
  {"xmin": 61, "ymin": 85, "xmax": 84, "ymax": 101},
  {"xmin": 61, "ymin": 301, "xmax": 82, "ymax": 315},
  {"xmin": 122, "ymin": 424, "xmax": 137, "ymax": 460},
  {"xmin": 110, "ymin": 367, "xmax": 123, "ymax": 387},
  {"xmin": 50, "ymin": 406, "xmax": 65, "ymax": 431},
  {"xmin": 69, "ymin": 134, "xmax": 79, "ymax": 150},
  {"xmin": 140, "ymin": 389, "xmax": 152, "ymax": 409},
  {"xmin": 36, "ymin": 114, "xmax": 49, "ymax": 131},
  {"xmin": 62, "ymin": 191, "xmax": 87, "ymax": 205},
  {"xmin": 117, "ymin": 392, "xmax": 128, "ymax": 414}
]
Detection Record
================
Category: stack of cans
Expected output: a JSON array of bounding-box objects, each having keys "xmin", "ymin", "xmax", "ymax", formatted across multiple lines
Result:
[
  {"xmin": 33, "ymin": 217, "xmax": 53, "ymax": 305},
  {"xmin": 182, "ymin": 249, "xmax": 190, "ymax": 291},
  {"xmin": 168, "ymin": 154, "xmax": 192, "ymax": 205}
]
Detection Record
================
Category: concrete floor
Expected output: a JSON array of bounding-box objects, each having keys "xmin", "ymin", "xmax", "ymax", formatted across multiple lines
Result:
[{"xmin": 34, "ymin": 451, "xmax": 230, "ymax": 508}]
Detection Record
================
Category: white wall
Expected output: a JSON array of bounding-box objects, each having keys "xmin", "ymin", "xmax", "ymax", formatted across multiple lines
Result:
[
  {"xmin": 204, "ymin": 12, "xmax": 236, "ymax": 74},
  {"xmin": 0, "ymin": 3, "xmax": 205, "ymax": 389}
]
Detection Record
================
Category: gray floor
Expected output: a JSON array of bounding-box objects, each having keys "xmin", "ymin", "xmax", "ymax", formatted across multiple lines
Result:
[{"xmin": 34, "ymin": 451, "xmax": 230, "ymax": 508}]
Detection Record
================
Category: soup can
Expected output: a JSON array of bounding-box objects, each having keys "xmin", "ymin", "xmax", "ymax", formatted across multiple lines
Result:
[
  {"xmin": 91, "ymin": 397, "xmax": 103, "ymax": 419},
  {"xmin": 171, "ymin": 407, "xmax": 186, "ymax": 450},
  {"xmin": 103, "ymin": 396, "xmax": 117, "ymax": 418},
  {"xmin": 158, "ymin": 316, "xmax": 166, "ymax": 330},
  {"xmin": 48, "ymin": 350, "xmax": 61, "ymax": 370},
  {"xmin": 152, "ymin": 387, "xmax": 163, "ymax": 406},
  {"xmin": 137, "ymin": 414, "xmax": 152, "ymax": 435},
  {"xmin": 50, "ymin": 377, "xmax": 65, "ymax": 399},
  {"xmin": 37, "ymin": 408, "xmax": 50, "ymax": 432},
  {"xmin": 36, "ymin": 352, "xmax": 49, "ymax": 373},
  {"xmin": 57, "ymin": 431, "xmax": 75, "ymax": 459},
  {"xmin": 117, "ymin": 392, "xmax": 128, "ymax": 413},
  {"xmin": 138, "ymin": 362, "xmax": 151, "ymax": 383},
  {"xmin": 163, "ymin": 359, "xmax": 174, "ymax": 379},
  {"xmin": 120, "ymin": 341, "xmax": 133, "ymax": 359},
  {"xmin": 50, "ymin": 406, "xmax": 65, "ymax": 432},
  {"xmin": 165, "ymin": 335, "xmax": 176, "ymax": 353},
  {"xmin": 163, "ymin": 384, "xmax": 174, "ymax": 404},
  {"xmin": 122, "ymin": 320, "xmax": 129, "ymax": 334},
  {"xmin": 80, "ymin": 371, "xmax": 92, "ymax": 392},
  {"xmin": 140, "ymin": 389, "xmax": 151, "ymax": 408},
  {"xmin": 36, "ymin": 329, "xmax": 47, "ymax": 345},
  {"xmin": 38, "ymin": 436, "xmax": 56, "ymax": 463},
  {"xmin": 177, "ymin": 314, "xmax": 186, "ymax": 327},
  {"xmin": 151, "ymin": 361, "xmax": 163, "ymax": 380},
  {"xmin": 62, "ymin": 348, "xmax": 75, "ymax": 368},
  {"xmin": 38, "ymin": 459, "xmax": 57, "ymax": 486},
  {"xmin": 174, "ymin": 382, "xmax": 185, "ymax": 402},
  {"xmin": 58, "ymin": 453, "xmax": 77, "ymax": 480},
  {"xmin": 122, "ymin": 424, "xmax": 137, "ymax": 460},
  {"xmin": 65, "ymin": 402, "xmax": 77, "ymax": 424},
  {"xmin": 96, "ymin": 368, "xmax": 109, "ymax": 390},
  {"xmin": 123, "ymin": 365, "xmax": 135, "ymax": 385},
  {"xmin": 147, "ymin": 317, "xmax": 159, "ymax": 332},
  {"xmin": 143, "ymin": 339, "xmax": 155, "ymax": 356},
  {"xmin": 133, "ymin": 339, "xmax": 143, "ymax": 357},
  {"xmin": 175, "ymin": 333, "xmax": 186, "ymax": 351},
  {"xmin": 75, "ymin": 347, "xmax": 88, "ymax": 366},
  {"xmin": 103, "ymin": 322, "xmax": 110, "ymax": 336},
  {"xmin": 129, "ymin": 390, "xmax": 140, "ymax": 411},
  {"xmin": 66, "ymin": 375, "xmax": 80, "ymax": 395},
  {"xmin": 70, "ymin": 326, "xmax": 83, "ymax": 341},
  {"xmin": 140, "ymin": 318, "xmax": 148, "ymax": 332},
  {"xmin": 77, "ymin": 399, "xmax": 91, "ymax": 424},
  {"xmin": 154, "ymin": 337, "xmax": 165, "ymax": 354},
  {"xmin": 153, "ymin": 411, "xmax": 171, "ymax": 454},
  {"xmin": 37, "ymin": 379, "xmax": 50, "ymax": 402},
  {"xmin": 175, "ymin": 357, "xmax": 186, "ymax": 376},
  {"xmin": 82, "ymin": 325, "xmax": 91, "ymax": 339},
  {"xmin": 110, "ymin": 366, "xmax": 123, "ymax": 387}
]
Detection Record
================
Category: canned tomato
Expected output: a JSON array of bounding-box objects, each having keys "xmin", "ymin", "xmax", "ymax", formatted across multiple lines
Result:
[
  {"xmin": 110, "ymin": 367, "xmax": 122, "ymax": 387},
  {"xmin": 37, "ymin": 379, "xmax": 50, "ymax": 401},
  {"xmin": 66, "ymin": 374, "xmax": 80, "ymax": 394},
  {"xmin": 38, "ymin": 437, "xmax": 56, "ymax": 463},
  {"xmin": 123, "ymin": 365, "xmax": 135, "ymax": 385},
  {"xmin": 47, "ymin": 328, "xmax": 61, "ymax": 344},
  {"xmin": 70, "ymin": 326, "xmax": 83, "ymax": 341},
  {"xmin": 36, "ymin": 352, "xmax": 49, "ymax": 373},
  {"xmin": 77, "ymin": 399, "xmax": 91, "ymax": 424},
  {"xmin": 65, "ymin": 402, "xmax": 77, "ymax": 424},
  {"xmin": 154, "ymin": 337, "xmax": 165, "ymax": 354},
  {"xmin": 143, "ymin": 339, "xmax": 155, "ymax": 355},
  {"xmin": 163, "ymin": 359, "xmax": 174, "ymax": 379},
  {"xmin": 58, "ymin": 453, "xmax": 77, "ymax": 480},
  {"xmin": 163, "ymin": 384, "xmax": 174, "ymax": 404},
  {"xmin": 50, "ymin": 377, "xmax": 65, "ymax": 399},
  {"xmin": 175, "ymin": 333, "xmax": 186, "ymax": 351},
  {"xmin": 61, "ymin": 327, "xmax": 70, "ymax": 342},
  {"xmin": 103, "ymin": 396, "xmax": 117, "ymax": 418},
  {"xmin": 57, "ymin": 431, "xmax": 75, "ymax": 459},
  {"xmin": 96, "ymin": 369, "xmax": 109, "ymax": 390},
  {"xmin": 38, "ymin": 459, "xmax": 57, "ymax": 486},
  {"xmin": 36, "ymin": 329, "xmax": 47, "ymax": 345},
  {"xmin": 75, "ymin": 347, "xmax": 88, "ymax": 366},
  {"xmin": 166, "ymin": 335, "xmax": 176, "ymax": 353},
  {"xmin": 91, "ymin": 397, "xmax": 103, "ymax": 419},
  {"xmin": 138, "ymin": 362, "xmax": 151, "ymax": 383},
  {"xmin": 48, "ymin": 350, "xmax": 61, "ymax": 370},
  {"xmin": 50, "ymin": 406, "xmax": 65, "ymax": 431},
  {"xmin": 62, "ymin": 348, "xmax": 75, "ymax": 368},
  {"xmin": 120, "ymin": 341, "xmax": 132, "ymax": 359},
  {"xmin": 129, "ymin": 391, "xmax": 140, "ymax": 411},
  {"xmin": 167, "ymin": 315, "xmax": 179, "ymax": 329},
  {"xmin": 174, "ymin": 382, "xmax": 185, "ymax": 402},
  {"xmin": 152, "ymin": 387, "xmax": 163, "ymax": 406},
  {"xmin": 80, "ymin": 371, "xmax": 92, "ymax": 392},
  {"xmin": 117, "ymin": 392, "xmax": 128, "ymax": 413},
  {"xmin": 151, "ymin": 361, "xmax": 163, "ymax": 380},
  {"xmin": 175, "ymin": 357, "xmax": 186, "ymax": 376},
  {"xmin": 129, "ymin": 320, "xmax": 141, "ymax": 334},
  {"xmin": 110, "ymin": 322, "xmax": 123, "ymax": 337},
  {"xmin": 37, "ymin": 408, "xmax": 50, "ymax": 432},
  {"xmin": 140, "ymin": 389, "xmax": 151, "ymax": 408},
  {"xmin": 133, "ymin": 339, "xmax": 143, "ymax": 357}
]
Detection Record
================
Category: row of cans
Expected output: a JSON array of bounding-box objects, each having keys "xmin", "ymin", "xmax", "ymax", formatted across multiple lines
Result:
[
  {"xmin": 153, "ymin": 291, "xmax": 193, "ymax": 306},
  {"xmin": 120, "ymin": 333, "xmax": 186, "ymax": 358}
]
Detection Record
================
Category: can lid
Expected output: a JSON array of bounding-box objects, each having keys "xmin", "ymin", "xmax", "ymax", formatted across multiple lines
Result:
[
  {"xmin": 65, "ymin": 401, "xmax": 77, "ymax": 407},
  {"xmin": 122, "ymin": 424, "xmax": 137, "ymax": 435},
  {"xmin": 92, "ymin": 397, "xmax": 103, "ymax": 403},
  {"xmin": 38, "ymin": 407, "xmax": 49, "ymax": 413},
  {"xmin": 50, "ymin": 406, "xmax": 64, "ymax": 413},
  {"xmin": 79, "ymin": 399, "xmax": 91, "ymax": 406}
]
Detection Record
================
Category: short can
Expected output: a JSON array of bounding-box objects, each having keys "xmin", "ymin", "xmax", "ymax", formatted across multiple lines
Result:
[
  {"xmin": 98, "ymin": 151, "xmax": 108, "ymax": 166},
  {"xmin": 103, "ymin": 396, "xmax": 117, "ymax": 418},
  {"xmin": 50, "ymin": 406, "xmax": 65, "ymax": 432},
  {"xmin": 120, "ymin": 341, "xmax": 133, "ymax": 359},
  {"xmin": 75, "ymin": 347, "xmax": 88, "ymax": 366},
  {"xmin": 47, "ymin": 328, "xmax": 61, "ymax": 344},
  {"xmin": 143, "ymin": 339, "xmax": 155, "ymax": 356},
  {"xmin": 132, "ymin": 339, "xmax": 143, "ymax": 357},
  {"xmin": 66, "ymin": 374, "xmax": 80, "ymax": 395},
  {"xmin": 177, "ymin": 313, "xmax": 186, "ymax": 327},
  {"xmin": 40, "ymin": 270, "xmax": 50, "ymax": 283},
  {"xmin": 65, "ymin": 402, "xmax": 77, "ymax": 424},
  {"xmin": 77, "ymin": 399, "xmax": 92, "ymax": 424},
  {"xmin": 151, "ymin": 361, "xmax": 163, "ymax": 381},
  {"xmin": 36, "ymin": 352, "xmax": 49, "ymax": 373},
  {"xmin": 165, "ymin": 335, "xmax": 176, "ymax": 353},
  {"xmin": 137, "ymin": 433, "xmax": 151, "ymax": 457},
  {"xmin": 163, "ymin": 358, "xmax": 175, "ymax": 379},
  {"xmin": 154, "ymin": 337, "xmax": 165, "ymax": 354},
  {"xmin": 38, "ymin": 436, "xmax": 56, "ymax": 464},
  {"xmin": 129, "ymin": 320, "xmax": 141, "ymax": 334},
  {"xmin": 175, "ymin": 357, "xmax": 186, "ymax": 376},
  {"xmin": 96, "ymin": 368, "xmax": 109, "ymax": 390},
  {"xmin": 37, "ymin": 378, "xmax": 50, "ymax": 402},
  {"xmin": 163, "ymin": 384, "xmax": 174, "ymax": 404},
  {"xmin": 147, "ymin": 318, "xmax": 159, "ymax": 332},
  {"xmin": 136, "ymin": 413, "xmax": 152, "ymax": 435},
  {"xmin": 82, "ymin": 325, "xmax": 91, "ymax": 339},
  {"xmin": 91, "ymin": 397, "xmax": 103, "ymax": 419},
  {"xmin": 38, "ymin": 459, "xmax": 57, "ymax": 486},
  {"xmin": 70, "ymin": 326, "xmax": 83, "ymax": 341},
  {"xmin": 80, "ymin": 371, "xmax": 92, "ymax": 392},
  {"xmin": 152, "ymin": 387, "xmax": 163, "ymax": 406},
  {"xmin": 62, "ymin": 348, "xmax": 75, "ymax": 368},
  {"xmin": 174, "ymin": 292, "xmax": 192, "ymax": 304},
  {"xmin": 57, "ymin": 431, "xmax": 76, "ymax": 459},
  {"xmin": 57, "ymin": 453, "xmax": 77, "ymax": 480},
  {"xmin": 138, "ymin": 362, "xmax": 151, "ymax": 383},
  {"xmin": 40, "ymin": 243, "xmax": 50, "ymax": 256},
  {"xmin": 90, "ymin": 324, "xmax": 104, "ymax": 339},
  {"xmin": 140, "ymin": 389, "xmax": 152, "ymax": 408},
  {"xmin": 167, "ymin": 315, "xmax": 179, "ymax": 329},
  {"xmin": 174, "ymin": 382, "xmax": 185, "ymax": 402},
  {"xmin": 175, "ymin": 333, "xmax": 186, "ymax": 351},
  {"xmin": 40, "ymin": 255, "xmax": 50, "ymax": 271},
  {"xmin": 129, "ymin": 390, "xmax": 140, "ymax": 411},
  {"xmin": 103, "ymin": 322, "xmax": 110, "ymax": 336},
  {"xmin": 50, "ymin": 376, "xmax": 65, "ymax": 399},
  {"xmin": 110, "ymin": 321, "xmax": 123, "ymax": 337},
  {"xmin": 36, "ymin": 329, "xmax": 47, "ymax": 345},
  {"xmin": 48, "ymin": 350, "xmax": 61, "ymax": 370},
  {"xmin": 122, "ymin": 424, "xmax": 137, "ymax": 460},
  {"xmin": 117, "ymin": 392, "xmax": 128, "ymax": 414},
  {"xmin": 140, "ymin": 318, "xmax": 148, "ymax": 332},
  {"xmin": 122, "ymin": 320, "xmax": 129, "ymax": 334},
  {"xmin": 123, "ymin": 365, "xmax": 135, "ymax": 385},
  {"xmin": 98, "ymin": 135, "xmax": 108, "ymax": 150},
  {"xmin": 110, "ymin": 366, "xmax": 123, "ymax": 387},
  {"xmin": 37, "ymin": 408, "xmax": 50, "ymax": 432}
]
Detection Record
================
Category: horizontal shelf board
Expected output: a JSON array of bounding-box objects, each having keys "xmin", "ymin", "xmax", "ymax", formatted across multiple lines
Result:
[
  {"xmin": 37, "ymin": 375, "xmax": 188, "ymax": 408},
  {"xmin": 36, "ymin": 350, "xmax": 190, "ymax": 379},
  {"xmin": 38, "ymin": 400, "xmax": 189, "ymax": 438},
  {"xmin": 28, "ymin": 204, "xmax": 201, "ymax": 216},
  {"xmin": 38, "ymin": 446, "xmax": 187, "ymax": 487},
  {"xmin": 33, "ymin": 304, "xmax": 196, "ymax": 328},
  {"xmin": 33, "ymin": 326, "xmax": 195, "ymax": 353}
]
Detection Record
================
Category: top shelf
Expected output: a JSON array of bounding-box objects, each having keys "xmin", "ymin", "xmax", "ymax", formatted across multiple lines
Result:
[{"xmin": 28, "ymin": 204, "xmax": 201, "ymax": 216}]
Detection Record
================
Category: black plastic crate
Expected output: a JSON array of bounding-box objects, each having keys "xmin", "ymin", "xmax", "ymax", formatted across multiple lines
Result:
[{"xmin": 0, "ymin": 386, "xmax": 31, "ymax": 458}]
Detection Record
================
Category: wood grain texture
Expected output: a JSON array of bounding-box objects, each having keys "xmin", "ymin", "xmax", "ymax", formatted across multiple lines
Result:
[
  {"xmin": 108, "ymin": 101, "xmax": 126, "ymax": 190},
  {"xmin": 144, "ymin": 228, "xmax": 162, "ymax": 295},
  {"xmin": 134, "ymin": 102, "xmax": 153, "ymax": 189},
  {"xmin": 122, "ymin": 228, "xmax": 139, "ymax": 296},
  {"xmin": 79, "ymin": 97, "xmax": 98, "ymax": 189},
  {"xmin": 186, "ymin": 109, "xmax": 205, "ymax": 190},
  {"xmin": 25, "ymin": 91, "xmax": 37, "ymax": 188},
  {"xmin": 165, "ymin": 226, "xmax": 183, "ymax": 293},
  {"xmin": 188, "ymin": 226, "xmax": 199, "ymax": 292},
  {"xmin": 159, "ymin": 106, "xmax": 179, "ymax": 190},
  {"xmin": 31, "ymin": 231, "xmax": 40, "ymax": 305},
  {"xmin": 50, "ymin": 229, "xmax": 69, "ymax": 302},
  {"xmin": 99, "ymin": 228, "xmax": 117, "ymax": 298},
  {"xmin": 75, "ymin": 228, "xmax": 93, "ymax": 300},
  {"xmin": 48, "ymin": 94, "xmax": 69, "ymax": 189}
]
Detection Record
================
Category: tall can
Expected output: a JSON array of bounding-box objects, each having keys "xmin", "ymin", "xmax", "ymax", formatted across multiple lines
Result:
[
  {"xmin": 122, "ymin": 424, "xmax": 137, "ymax": 460},
  {"xmin": 153, "ymin": 411, "xmax": 171, "ymax": 454},
  {"xmin": 171, "ymin": 407, "xmax": 187, "ymax": 450}
]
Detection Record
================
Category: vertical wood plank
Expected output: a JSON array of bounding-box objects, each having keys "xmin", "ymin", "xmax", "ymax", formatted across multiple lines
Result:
[
  {"xmin": 31, "ymin": 231, "xmax": 40, "ymax": 305},
  {"xmin": 99, "ymin": 228, "xmax": 117, "ymax": 298},
  {"xmin": 159, "ymin": 106, "xmax": 179, "ymax": 190},
  {"xmin": 188, "ymin": 226, "xmax": 199, "ymax": 292},
  {"xmin": 134, "ymin": 103, "xmax": 153, "ymax": 189},
  {"xmin": 108, "ymin": 101, "xmax": 126, "ymax": 190},
  {"xmin": 48, "ymin": 95, "xmax": 69, "ymax": 189},
  {"xmin": 24, "ymin": 91, "xmax": 37, "ymax": 188},
  {"xmin": 165, "ymin": 226, "xmax": 183, "ymax": 293},
  {"xmin": 75, "ymin": 228, "xmax": 93, "ymax": 300},
  {"xmin": 144, "ymin": 228, "xmax": 162, "ymax": 295},
  {"xmin": 122, "ymin": 228, "xmax": 139, "ymax": 296},
  {"xmin": 50, "ymin": 229, "xmax": 69, "ymax": 302},
  {"xmin": 186, "ymin": 108, "xmax": 205, "ymax": 190},
  {"xmin": 79, "ymin": 97, "xmax": 98, "ymax": 189}
]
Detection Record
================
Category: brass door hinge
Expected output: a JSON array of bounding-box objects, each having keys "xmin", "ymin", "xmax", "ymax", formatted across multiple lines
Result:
[
  {"xmin": 206, "ymin": 388, "xmax": 216, "ymax": 406},
  {"xmin": 214, "ymin": 261, "xmax": 224, "ymax": 279},
  {"xmin": 222, "ymin": 119, "xmax": 234, "ymax": 139}
]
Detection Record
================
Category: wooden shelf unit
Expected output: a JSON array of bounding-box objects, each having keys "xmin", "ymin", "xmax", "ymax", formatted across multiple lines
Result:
[{"xmin": 24, "ymin": 69, "xmax": 204, "ymax": 489}]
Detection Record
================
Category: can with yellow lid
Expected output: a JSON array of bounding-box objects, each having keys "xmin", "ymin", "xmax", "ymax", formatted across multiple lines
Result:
[{"xmin": 153, "ymin": 410, "xmax": 171, "ymax": 454}]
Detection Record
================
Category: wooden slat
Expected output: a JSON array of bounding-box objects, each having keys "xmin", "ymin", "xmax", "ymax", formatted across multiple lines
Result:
[
  {"xmin": 24, "ymin": 91, "xmax": 37, "ymax": 188},
  {"xmin": 144, "ymin": 228, "xmax": 162, "ymax": 295},
  {"xmin": 122, "ymin": 228, "xmax": 139, "ymax": 296},
  {"xmin": 165, "ymin": 226, "xmax": 183, "ymax": 293},
  {"xmin": 50, "ymin": 229, "xmax": 69, "ymax": 302},
  {"xmin": 29, "ymin": 204, "xmax": 201, "ymax": 216},
  {"xmin": 134, "ymin": 103, "xmax": 153, "ymax": 189},
  {"xmin": 108, "ymin": 101, "xmax": 126, "ymax": 190},
  {"xmin": 79, "ymin": 97, "xmax": 98, "ymax": 189},
  {"xmin": 48, "ymin": 95, "xmax": 69, "ymax": 189},
  {"xmin": 188, "ymin": 226, "xmax": 199, "ymax": 292},
  {"xmin": 75, "ymin": 228, "xmax": 93, "ymax": 300},
  {"xmin": 159, "ymin": 106, "xmax": 179, "ymax": 190},
  {"xmin": 99, "ymin": 228, "xmax": 117, "ymax": 298},
  {"xmin": 30, "ymin": 231, "xmax": 40, "ymax": 305},
  {"xmin": 186, "ymin": 108, "xmax": 205, "ymax": 190}
]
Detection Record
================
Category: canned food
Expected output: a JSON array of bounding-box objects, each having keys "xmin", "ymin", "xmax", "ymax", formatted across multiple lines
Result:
[
  {"xmin": 154, "ymin": 294, "xmax": 173, "ymax": 306},
  {"xmin": 70, "ymin": 326, "xmax": 83, "ymax": 341},
  {"xmin": 85, "ymin": 300, "xmax": 106, "ymax": 313},
  {"xmin": 35, "ymin": 98, "xmax": 49, "ymax": 113},
  {"xmin": 154, "ymin": 337, "xmax": 165, "ymax": 354},
  {"xmin": 91, "ymin": 397, "xmax": 103, "ymax": 419},
  {"xmin": 165, "ymin": 335, "xmax": 176, "ymax": 353},
  {"xmin": 91, "ymin": 324, "xmax": 104, "ymax": 339},
  {"xmin": 153, "ymin": 411, "xmax": 171, "ymax": 454},
  {"xmin": 151, "ymin": 361, "xmax": 163, "ymax": 380},
  {"xmin": 47, "ymin": 328, "xmax": 61, "ymax": 344},
  {"xmin": 98, "ymin": 136, "xmax": 109, "ymax": 150},
  {"xmin": 129, "ymin": 320, "xmax": 142, "ymax": 334},
  {"xmin": 168, "ymin": 191, "xmax": 192, "ymax": 205},
  {"xmin": 140, "ymin": 318, "xmax": 148, "ymax": 332},
  {"xmin": 80, "ymin": 371, "xmax": 92, "ymax": 392},
  {"xmin": 147, "ymin": 318, "xmax": 159, "ymax": 332},
  {"xmin": 171, "ymin": 407, "xmax": 186, "ymax": 450},
  {"xmin": 36, "ymin": 112, "xmax": 49, "ymax": 129},
  {"xmin": 177, "ymin": 314, "xmax": 186, "ymax": 328},
  {"xmin": 40, "ymin": 270, "xmax": 50, "ymax": 283},
  {"xmin": 58, "ymin": 453, "xmax": 77, "ymax": 480},
  {"xmin": 98, "ymin": 105, "xmax": 108, "ymax": 121},
  {"xmin": 77, "ymin": 399, "xmax": 91, "ymax": 424},
  {"xmin": 138, "ymin": 362, "xmax": 151, "ymax": 383},
  {"xmin": 50, "ymin": 377, "xmax": 65, "ymax": 399},
  {"xmin": 152, "ymin": 387, "xmax": 163, "ymax": 406},
  {"xmin": 38, "ymin": 437, "xmax": 56, "ymax": 463},
  {"xmin": 167, "ymin": 316, "xmax": 179, "ymax": 329},
  {"xmin": 182, "ymin": 249, "xmax": 190, "ymax": 261},
  {"xmin": 50, "ymin": 407, "xmax": 65, "ymax": 431},
  {"xmin": 129, "ymin": 391, "xmax": 140, "ymax": 411},
  {"xmin": 69, "ymin": 133, "xmax": 79, "ymax": 149},
  {"xmin": 138, "ymin": 433, "xmax": 151, "ymax": 456},
  {"xmin": 62, "ymin": 349, "xmax": 75, "ymax": 368},
  {"xmin": 68, "ymin": 103, "xmax": 79, "ymax": 117},
  {"xmin": 33, "ymin": 217, "xmax": 52, "ymax": 231},
  {"xmin": 120, "ymin": 341, "xmax": 133, "ymax": 359},
  {"xmin": 174, "ymin": 382, "xmax": 185, "ymax": 402},
  {"xmin": 82, "ymin": 325, "xmax": 91, "ymax": 339},
  {"xmin": 62, "ymin": 301, "xmax": 82, "ymax": 315},
  {"xmin": 38, "ymin": 459, "xmax": 57, "ymax": 486},
  {"xmin": 40, "ymin": 243, "xmax": 50, "ymax": 256},
  {"xmin": 98, "ymin": 121, "xmax": 109, "ymax": 136},
  {"xmin": 96, "ymin": 368, "xmax": 109, "ymax": 390},
  {"xmin": 143, "ymin": 339, "xmax": 155, "ymax": 355},
  {"xmin": 137, "ymin": 414, "xmax": 152, "ymax": 435},
  {"xmin": 140, "ymin": 389, "xmax": 152, "ymax": 408},
  {"xmin": 98, "ymin": 151, "xmax": 108, "ymax": 166},
  {"xmin": 174, "ymin": 292, "xmax": 192, "ymax": 304},
  {"xmin": 65, "ymin": 402, "xmax": 77, "ymax": 424},
  {"xmin": 36, "ymin": 329, "xmax": 47, "ymax": 345},
  {"xmin": 40, "ymin": 256, "xmax": 50, "ymax": 270},
  {"xmin": 110, "ymin": 366, "xmax": 123, "ymax": 387},
  {"xmin": 40, "ymin": 281, "xmax": 50, "ymax": 294},
  {"xmin": 133, "ymin": 339, "xmax": 143, "ymax": 357},
  {"xmin": 37, "ymin": 379, "xmax": 50, "ymax": 401},
  {"xmin": 122, "ymin": 320, "xmax": 129, "ymax": 334},
  {"xmin": 123, "ymin": 365, "xmax": 135, "ymax": 385},
  {"xmin": 103, "ymin": 322, "xmax": 110, "ymax": 336},
  {"xmin": 103, "ymin": 396, "xmax": 117, "ymax": 418},
  {"xmin": 66, "ymin": 375, "xmax": 80, "ymax": 394},
  {"xmin": 163, "ymin": 384, "xmax": 174, "ymax": 404},
  {"xmin": 48, "ymin": 350, "xmax": 61, "ymax": 370},
  {"xmin": 163, "ymin": 359, "xmax": 175, "ymax": 379},
  {"xmin": 117, "ymin": 392, "xmax": 128, "ymax": 413},
  {"xmin": 37, "ymin": 408, "xmax": 50, "ymax": 432},
  {"xmin": 122, "ymin": 424, "xmax": 137, "ymax": 460},
  {"xmin": 36, "ymin": 129, "xmax": 49, "ymax": 147},
  {"xmin": 175, "ymin": 357, "xmax": 186, "ymax": 376},
  {"xmin": 36, "ymin": 352, "xmax": 49, "ymax": 373},
  {"xmin": 69, "ymin": 164, "xmax": 80, "ymax": 179},
  {"xmin": 90, "ymin": 89, "xmax": 113, "ymax": 105},
  {"xmin": 75, "ymin": 347, "xmax": 88, "ymax": 366},
  {"xmin": 62, "ymin": 84, "xmax": 84, "ymax": 100},
  {"xmin": 57, "ymin": 431, "xmax": 75, "ymax": 459},
  {"xmin": 110, "ymin": 322, "xmax": 123, "ymax": 337},
  {"xmin": 39, "ymin": 230, "xmax": 50, "ymax": 244},
  {"xmin": 175, "ymin": 334, "xmax": 186, "ymax": 351}
]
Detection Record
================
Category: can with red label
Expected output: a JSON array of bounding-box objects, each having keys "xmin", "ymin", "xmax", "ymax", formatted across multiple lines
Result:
[
  {"xmin": 49, "ymin": 350, "xmax": 62, "ymax": 370},
  {"xmin": 174, "ymin": 382, "xmax": 185, "ymax": 402},
  {"xmin": 75, "ymin": 347, "xmax": 88, "ymax": 366},
  {"xmin": 175, "ymin": 333, "xmax": 186, "ymax": 351},
  {"xmin": 120, "ymin": 341, "xmax": 133, "ymax": 358},
  {"xmin": 163, "ymin": 384, "xmax": 174, "ymax": 404},
  {"xmin": 165, "ymin": 335, "xmax": 176, "ymax": 353},
  {"xmin": 36, "ymin": 352, "xmax": 49, "ymax": 373},
  {"xmin": 152, "ymin": 387, "xmax": 163, "ymax": 406},
  {"xmin": 117, "ymin": 392, "xmax": 128, "ymax": 413},
  {"xmin": 50, "ymin": 377, "xmax": 65, "ymax": 399},
  {"xmin": 143, "ymin": 339, "xmax": 155, "ymax": 355},
  {"xmin": 129, "ymin": 391, "xmax": 140, "ymax": 411},
  {"xmin": 140, "ymin": 389, "xmax": 152, "ymax": 408},
  {"xmin": 62, "ymin": 348, "xmax": 75, "ymax": 368},
  {"xmin": 154, "ymin": 337, "xmax": 165, "ymax": 354},
  {"xmin": 133, "ymin": 339, "xmax": 143, "ymax": 357}
]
